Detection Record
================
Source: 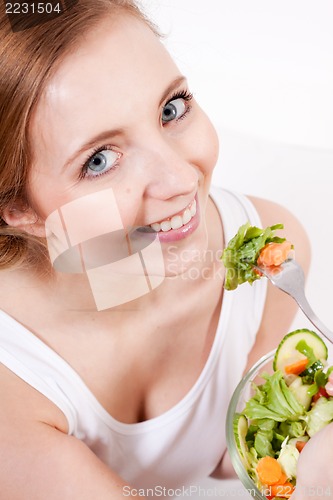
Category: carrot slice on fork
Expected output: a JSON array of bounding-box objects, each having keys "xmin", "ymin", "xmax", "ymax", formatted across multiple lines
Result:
[{"xmin": 257, "ymin": 241, "xmax": 292, "ymax": 267}]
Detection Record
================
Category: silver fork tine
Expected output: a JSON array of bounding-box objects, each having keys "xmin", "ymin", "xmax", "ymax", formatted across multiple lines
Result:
[{"xmin": 254, "ymin": 259, "xmax": 333, "ymax": 345}]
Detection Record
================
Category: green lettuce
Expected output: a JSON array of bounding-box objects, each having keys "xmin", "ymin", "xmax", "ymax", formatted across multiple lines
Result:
[
  {"xmin": 306, "ymin": 397, "xmax": 333, "ymax": 437},
  {"xmin": 244, "ymin": 371, "xmax": 305, "ymax": 422},
  {"xmin": 222, "ymin": 222, "xmax": 286, "ymax": 290},
  {"xmin": 254, "ymin": 429, "xmax": 274, "ymax": 457},
  {"xmin": 278, "ymin": 420, "xmax": 306, "ymax": 439}
]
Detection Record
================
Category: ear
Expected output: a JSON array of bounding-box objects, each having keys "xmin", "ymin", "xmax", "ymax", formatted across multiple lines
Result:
[{"xmin": 2, "ymin": 203, "xmax": 46, "ymax": 238}]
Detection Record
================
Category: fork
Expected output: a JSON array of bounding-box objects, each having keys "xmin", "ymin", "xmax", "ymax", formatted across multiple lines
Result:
[{"xmin": 254, "ymin": 259, "xmax": 333, "ymax": 344}]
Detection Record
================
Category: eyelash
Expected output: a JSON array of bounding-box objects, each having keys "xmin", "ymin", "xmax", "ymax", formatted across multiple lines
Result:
[
  {"xmin": 79, "ymin": 88, "xmax": 193, "ymax": 181},
  {"xmin": 79, "ymin": 145, "xmax": 119, "ymax": 181},
  {"xmin": 164, "ymin": 89, "xmax": 194, "ymax": 122}
]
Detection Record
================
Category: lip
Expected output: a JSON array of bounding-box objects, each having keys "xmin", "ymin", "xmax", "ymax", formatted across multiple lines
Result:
[{"xmin": 153, "ymin": 194, "xmax": 200, "ymax": 243}]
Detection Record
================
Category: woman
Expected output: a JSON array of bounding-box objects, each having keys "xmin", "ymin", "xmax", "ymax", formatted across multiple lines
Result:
[{"xmin": 0, "ymin": 1, "xmax": 310, "ymax": 498}]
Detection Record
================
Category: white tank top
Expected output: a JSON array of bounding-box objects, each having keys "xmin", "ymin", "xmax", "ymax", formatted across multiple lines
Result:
[{"xmin": 0, "ymin": 187, "xmax": 267, "ymax": 489}]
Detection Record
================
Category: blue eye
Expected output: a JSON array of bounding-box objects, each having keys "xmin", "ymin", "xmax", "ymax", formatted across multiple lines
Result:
[
  {"xmin": 84, "ymin": 148, "xmax": 120, "ymax": 178},
  {"xmin": 162, "ymin": 98, "xmax": 187, "ymax": 123}
]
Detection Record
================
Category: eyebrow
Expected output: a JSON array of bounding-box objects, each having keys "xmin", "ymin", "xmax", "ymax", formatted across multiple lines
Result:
[
  {"xmin": 158, "ymin": 75, "xmax": 187, "ymax": 107},
  {"xmin": 62, "ymin": 75, "xmax": 187, "ymax": 172}
]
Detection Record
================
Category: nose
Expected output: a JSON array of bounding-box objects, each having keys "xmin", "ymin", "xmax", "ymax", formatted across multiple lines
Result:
[{"xmin": 138, "ymin": 134, "xmax": 198, "ymax": 201}]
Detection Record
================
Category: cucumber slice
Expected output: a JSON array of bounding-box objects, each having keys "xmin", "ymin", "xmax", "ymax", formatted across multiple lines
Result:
[
  {"xmin": 273, "ymin": 329, "xmax": 328, "ymax": 373},
  {"xmin": 288, "ymin": 377, "xmax": 312, "ymax": 410},
  {"xmin": 233, "ymin": 413, "xmax": 250, "ymax": 469}
]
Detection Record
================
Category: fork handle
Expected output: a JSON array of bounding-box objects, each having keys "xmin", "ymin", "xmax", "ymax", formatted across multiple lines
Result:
[{"xmin": 294, "ymin": 290, "xmax": 333, "ymax": 344}]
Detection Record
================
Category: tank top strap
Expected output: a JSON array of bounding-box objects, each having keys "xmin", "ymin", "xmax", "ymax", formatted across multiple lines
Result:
[{"xmin": 210, "ymin": 187, "xmax": 263, "ymax": 242}]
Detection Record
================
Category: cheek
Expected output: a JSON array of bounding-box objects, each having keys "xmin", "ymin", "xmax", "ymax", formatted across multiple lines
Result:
[
  {"xmin": 27, "ymin": 173, "xmax": 70, "ymax": 221},
  {"xmin": 28, "ymin": 158, "xmax": 99, "ymax": 221}
]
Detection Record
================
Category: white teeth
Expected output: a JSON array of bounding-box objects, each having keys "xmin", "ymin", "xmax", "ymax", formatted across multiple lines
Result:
[
  {"xmin": 160, "ymin": 220, "xmax": 172, "ymax": 232},
  {"xmin": 182, "ymin": 208, "xmax": 191, "ymax": 225},
  {"xmin": 151, "ymin": 223, "xmax": 161, "ymax": 232},
  {"xmin": 170, "ymin": 215, "xmax": 183, "ymax": 230},
  {"xmin": 150, "ymin": 198, "xmax": 197, "ymax": 233},
  {"xmin": 190, "ymin": 199, "xmax": 196, "ymax": 216}
]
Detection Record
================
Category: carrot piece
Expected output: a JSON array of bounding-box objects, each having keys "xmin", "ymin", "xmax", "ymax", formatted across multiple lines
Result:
[
  {"xmin": 257, "ymin": 241, "xmax": 292, "ymax": 267},
  {"xmin": 269, "ymin": 482, "xmax": 295, "ymax": 498},
  {"xmin": 295, "ymin": 440, "xmax": 307, "ymax": 452},
  {"xmin": 256, "ymin": 456, "xmax": 283, "ymax": 486},
  {"xmin": 284, "ymin": 358, "xmax": 308, "ymax": 375},
  {"xmin": 275, "ymin": 472, "xmax": 288, "ymax": 485}
]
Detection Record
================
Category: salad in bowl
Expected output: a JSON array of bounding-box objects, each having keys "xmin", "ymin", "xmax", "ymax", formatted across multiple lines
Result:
[{"xmin": 226, "ymin": 329, "xmax": 333, "ymax": 499}]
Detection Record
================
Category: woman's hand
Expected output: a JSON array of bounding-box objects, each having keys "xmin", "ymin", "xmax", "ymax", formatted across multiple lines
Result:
[{"xmin": 291, "ymin": 422, "xmax": 333, "ymax": 500}]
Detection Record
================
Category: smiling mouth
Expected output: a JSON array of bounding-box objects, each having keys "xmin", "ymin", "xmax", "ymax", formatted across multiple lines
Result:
[{"xmin": 149, "ymin": 199, "xmax": 197, "ymax": 233}]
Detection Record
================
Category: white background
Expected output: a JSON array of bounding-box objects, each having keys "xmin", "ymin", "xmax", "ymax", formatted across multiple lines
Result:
[{"xmin": 141, "ymin": 1, "xmax": 333, "ymax": 498}]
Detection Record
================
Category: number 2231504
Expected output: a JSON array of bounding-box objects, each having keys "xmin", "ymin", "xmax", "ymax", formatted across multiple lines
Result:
[{"xmin": 5, "ymin": 3, "xmax": 62, "ymax": 14}]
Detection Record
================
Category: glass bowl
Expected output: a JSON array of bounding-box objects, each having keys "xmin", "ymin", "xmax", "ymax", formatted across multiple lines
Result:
[{"xmin": 226, "ymin": 350, "xmax": 276, "ymax": 500}]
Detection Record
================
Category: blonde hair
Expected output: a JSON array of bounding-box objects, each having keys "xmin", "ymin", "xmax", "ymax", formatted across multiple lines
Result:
[{"xmin": 0, "ymin": 0, "xmax": 158, "ymax": 270}]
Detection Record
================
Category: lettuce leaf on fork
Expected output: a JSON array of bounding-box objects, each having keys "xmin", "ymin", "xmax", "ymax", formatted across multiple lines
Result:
[{"xmin": 221, "ymin": 222, "xmax": 286, "ymax": 290}]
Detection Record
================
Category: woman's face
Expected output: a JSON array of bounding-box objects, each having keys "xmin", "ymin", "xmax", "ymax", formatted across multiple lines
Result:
[{"xmin": 29, "ymin": 13, "xmax": 219, "ymax": 278}]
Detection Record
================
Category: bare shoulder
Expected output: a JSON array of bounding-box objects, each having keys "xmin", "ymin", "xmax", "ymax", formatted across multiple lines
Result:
[
  {"xmin": 0, "ymin": 364, "xmax": 135, "ymax": 499},
  {"xmin": 245, "ymin": 196, "xmax": 311, "ymax": 370},
  {"xmin": 0, "ymin": 362, "xmax": 68, "ymax": 431}
]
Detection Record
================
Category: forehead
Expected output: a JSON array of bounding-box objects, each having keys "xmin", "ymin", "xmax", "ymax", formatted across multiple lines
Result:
[
  {"xmin": 30, "ymin": 14, "xmax": 180, "ymax": 167},
  {"xmin": 47, "ymin": 13, "xmax": 171, "ymax": 94}
]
